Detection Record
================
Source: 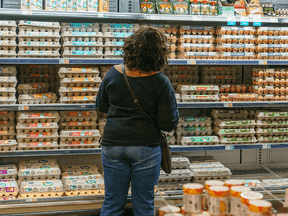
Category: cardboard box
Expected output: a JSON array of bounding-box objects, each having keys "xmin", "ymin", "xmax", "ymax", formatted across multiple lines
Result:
[{"xmin": 99, "ymin": 0, "xmax": 108, "ymax": 12}]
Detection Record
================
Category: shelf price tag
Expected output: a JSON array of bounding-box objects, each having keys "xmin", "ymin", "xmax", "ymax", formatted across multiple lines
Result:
[
  {"xmin": 26, "ymin": 198, "xmax": 37, "ymax": 202},
  {"xmin": 262, "ymin": 144, "xmax": 271, "ymax": 149},
  {"xmin": 192, "ymin": 16, "xmax": 202, "ymax": 21},
  {"xmin": 225, "ymin": 145, "xmax": 234, "ymax": 150},
  {"xmin": 18, "ymin": 105, "xmax": 29, "ymax": 111},
  {"xmin": 227, "ymin": 17, "xmax": 236, "ymax": 26},
  {"xmin": 59, "ymin": 59, "xmax": 69, "ymax": 64},
  {"xmin": 223, "ymin": 103, "xmax": 233, "ymax": 107},
  {"xmin": 147, "ymin": 15, "xmax": 160, "ymax": 20},
  {"xmin": 97, "ymin": 13, "xmax": 108, "ymax": 18},
  {"xmin": 240, "ymin": 17, "xmax": 249, "ymax": 26},
  {"xmin": 270, "ymin": 18, "xmax": 278, "ymax": 23},
  {"xmin": 187, "ymin": 60, "xmax": 196, "ymax": 65},
  {"xmin": 253, "ymin": 17, "xmax": 261, "ymax": 26},
  {"xmin": 259, "ymin": 60, "xmax": 267, "ymax": 65},
  {"xmin": 22, "ymin": 10, "xmax": 32, "ymax": 15}
]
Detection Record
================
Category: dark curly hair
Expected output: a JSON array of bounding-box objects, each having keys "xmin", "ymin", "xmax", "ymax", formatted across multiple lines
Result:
[{"xmin": 123, "ymin": 26, "xmax": 169, "ymax": 73}]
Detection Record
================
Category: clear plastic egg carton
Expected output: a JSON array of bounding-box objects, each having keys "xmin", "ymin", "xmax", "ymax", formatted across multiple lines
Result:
[
  {"xmin": 19, "ymin": 21, "xmax": 61, "ymax": 29},
  {"xmin": 60, "ymin": 77, "xmax": 102, "ymax": 88},
  {"xmin": 178, "ymin": 85, "xmax": 219, "ymax": 95},
  {"xmin": 216, "ymin": 43, "xmax": 256, "ymax": 52},
  {"xmin": 256, "ymin": 53, "xmax": 288, "ymax": 60},
  {"xmin": 177, "ymin": 43, "xmax": 215, "ymax": 52},
  {"xmin": 217, "ymin": 128, "xmax": 256, "ymax": 138},
  {"xmin": 201, "ymin": 75, "xmax": 238, "ymax": 84},
  {"xmin": 60, "ymin": 111, "xmax": 97, "ymax": 121},
  {"xmin": 256, "ymin": 120, "xmax": 288, "ymax": 128},
  {"xmin": 20, "ymin": 180, "xmax": 64, "ymax": 198},
  {"xmin": 158, "ymin": 169, "xmax": 192, "ymax": 182},
  {"xmin": 256, "ymin": 127, "xmax": 288, "ymax": 136},
  {"xmin": 60, "ymin": 130, "xmax": 100, "ymax": 142},
  {"xmin": 257, "ymin": 135, "xmax": 288, "ymax": 143},
  {"xmin": 59, "ymin": 87, "xmax": 99, "ymax": 97},
  {"xmin": 177, "ymin": 117, "xmax": 212, "ymax": 127},
  {"xmin": 17, "ymin": 111, "xmax": 60, "ymax": 124},
  {"xmin": 0, "ymin": 77, "xmax": 17, "ymax": 88},
  {"xmin": 0, "ymin": 140, "xmax": 17, "ymax": 151},
  {"xmin": 0, "ymin": 179, "xmax": 19, "ymax": 196},
  {"xmin": 178, "ymin": 26, "xmax": 214, "ymax": 35},
  {"xmin": 18, "ymin": 28, "xmax": 60, "ymax": 38},
  {"xmin": 62, "ymin": 47, "xmax": 103, "ymax": 58},
  {"xmin": 255, "ymin": 111, "xmax": 288, "ymax": 120},
  {"xmin": 191, "ymin": 167, "xmax": 232, "ymax": 181},
  {"xmin": 64, "ymin": 179, "xmax": 105, "ymax": 196},
  {"xmin": 17, "ymin": 132, "xmax": 59, "ymax": 143},
  {"xmin": 256, "ymin": 27, "xmax": 288, "ymax": 36},
  {"xmin": 17, "ymin": 141, "xmax": 59, "ymax": 150},
  {"xmin": 171, "ymin": 157, "xmax": 190, "ymax": 169},
  {"xmin": 0, "ymin": 163, "xmax": 17, "ymax": 179},
  {"xmin": 215, "ymin": 119, "xmax": 256, "ymax": 129},
  {"xmin": 215, "ymin": 35, "xmax": 256, "ymax": 44},
  {"xmin": 181, "ymin": 136, "xmax": 219, "ymax": 146},
  {"xmin": 181, "ymin": 95, "xmax": 220, "ymax": 102},
  {"xmin": 18, "ymin": 50, "xmax": 60, "ymax": 58},
  {"xmin": 220, "ymin": 136, "xmax": 257, "ymax": 144},
  {"xmin": 17, "ymin": 83, "xmax": 49, "ymax": 94},
  {"xmin": 18, "ymin": 41, "xmax": 61, "ymax": 49},
  {"xmin": 58, "ymin": 67, "xmax": 100, "ymax": 79},
  {"xmin": 18, "ymin": 164, "xmax": 61, "ymax": 181},
  {"xmin": 102, "ymin": 23, "xmax": 139, "ymax": 32},
  {"xmin": 256, "ymin": 44, "xmax": 288, "ymax": 53},
  {"xmin": 60, "ymin": 121, "xmax": 97, "ymax": 130},
  {"xmin": 176, "ymin": 127, "xmax": 213, "ymax": 136},
  {"xmin": 211, "ymin": 110, "xmax": 250, "ymax": 120},
  {"xmin": 18, "ymin": 93, "xmax": 57, "ymax": 104},
  {"xmin": 177, "ymin": 52, "xmax": 219, "ymax": 60},
  {"xmin": 104, "ymin": 38, "xmax": 125, "ymax": 47},
  {"xmin": 256, "ymin": 36, "xmax": 288, "ymax": 44},
  {"xmin": 59, "ymin": 141, "xmax": 100, "ymax": 149},
  {"xmin": 16, "ymin": 122, "xmax": 59, "ymax": 133}
]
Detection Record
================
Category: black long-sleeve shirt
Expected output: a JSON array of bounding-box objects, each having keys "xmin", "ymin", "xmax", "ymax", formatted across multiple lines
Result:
[{"xmin": 96, "ymin": 66, "xmax": 179, "ymax": 146}]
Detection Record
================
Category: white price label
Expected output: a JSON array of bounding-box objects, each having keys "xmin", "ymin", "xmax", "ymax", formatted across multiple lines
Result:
[
  {"xmin": 223, "ymin": 103, "xmax": 233, "ymax": 107},
  {"xmin": 97, "ymin": 13, "xmax": 108, "ymax": 18},
  {"xmin": 147, "ymin": 15, "xmax": 159, "ymax": 20},
  {"xmin": 187, "ymin": 60, "xmax": 196, "ymax": 65},
  {"xmin": 259, "ymin": 60, "xmax": 267, "ymax": 65},
  {"xmin": 262, "ymin": 144, "xmax": 271, "ymax": 149},
  {"xmin": 18, "ymin": 105, "xmax": 29, "ymax": 111},
  {"xmin": 192, "ymin": 16, "xmax": 202, "ymax": 21}
]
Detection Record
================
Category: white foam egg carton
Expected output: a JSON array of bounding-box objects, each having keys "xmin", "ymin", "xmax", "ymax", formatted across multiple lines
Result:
[
  {"xmin": 18, "ymin": 93, "xmax": 57, "ymax": 104},
  {"xmin": 17, "ymin": 83, "xmax": 49, "ymax": 94},
  {"xmin": 18, "ymin": 165, "xmax": 61, "ymax": 181},
  {"xmin": 60, "ymin": 121, "xmax": 97, "ymax": 130},
  {"xmin": 191, "ymin": 167, "xmax": 231, "ymax": 181},
  {"xmin": 217, "ymin": 128, "xmax": 256, "ymax": 137},
  {"xmin": 61, "ymin": 23, "xmax": 100, "ymax": 29},
  {"xmin": 60, "ymin": 96, "xmax": 96, "ymax": 104},
  {"xmin": 158, "ymin": 169, "xmax": 192, "ymax": 182},
  {"xmin": 179, "ymin": 85, "xmax": 219, "ymax": 95},
  {"xmin": 181, "ymin": 136, "xmax": 219, "ymax": 145},
  {"xmin": 166, "ymin": 135, "xmax": 176, "ymax": 145},
  {"xmin": 0, "ymin": 140, "xmax": 17, "ymax": 151},
  {"xmin": 0, "ymin": 179, "xmax": 19, "ymax": 196},
  {"xmin": 177, "ymin": 117, "xmax": 212, "ymax": 127},
  {"xmin": 17, "ymin": 131, "xmax": 59, "ymax": 143},
  {"xmin": 256, "ymin": 128, "xmax": 288, "ymax": 136},
  {"xmin": 0, "ymin": 163, "xmax": 17, "ymax": 179},
  {"xmin": 61, "ymin": 31, "xmax": 102, "ymax": 38},
  {"xmin": 215, "ymin": 119, "xmax": 256, "ymax": 128},
  {"xmin": 0, "ymin": 29, "xmax": 16, "ymax": 37},
  {"xmin": 64, "ymin": 179, "xmax": 105, "ymax": 196},
  {"xmin": 189, "ymin": 162, "xmax": 224, "ymax": 169},
  {"xmin": 60, "ymin": 111, "xmax": 97, "ymax": 121},
  {"xmin": 62, "ymin": 40, "xmax": 103, "ymax": 47},
  {"xmin": 16, "ymin": 122, "xmax": 59, "ymax": 133},
  {"xmin": 60, "ymin": 130, "xmax": 100, "ymax": 142},
  {"xmin": 18, "ymin": 158, "xmax": 58, "ymax": 167},
  {"xmin": 59, "ymin": 87, "xmax": 99, "ymax": 97},
  {"xmin": 0, "ymin": 88, "xmax": 15, "ymax": 97},
  {"xmin": 18, "ymin": 50, "xmax": 60, "ymax": 58},
  {"xmin": 220, "ymin": 136, "xmax": 257, "ymax": 144},
  {"xmin": 256, "ymin": 111, "xmax": 288, "ymax": 120},
  {"xmin": 171, "ymin": 157, "xmax": 190, "ymax": 169},
  {"xmin": 17, "ymin": 141, "xmax": 59, "ymax": 150},
  {"xmin": 0, "ymin": 40, "xmax": 17, "ymax": 47},
  {"xmin": 18, "ymin": 28, "xmax": 60, "ymax": 38},
  {"xmin": 58, "ymin": 67, "xmax": 100, "ymax": 78},
  {"xmin": 20, "ymin": 180, "xmax": 64, "ymax": 198},
  {"xmin": 257, "ymin": 135, "xmax": 288, "ymax": 143},
  {"xmin": 212, "ymin": 110, "xmax": 250, "ymax": 119},
  {"xmin": 0, "ymin": 21, "xmax": 17, "ymax": 27},
  {"xmin": 176, "ymin": 126, "xmax": 213, "ymax": 136},
  {"xmin": 104, "ymin": 38, "xmax": 125, "ymax": 47},
  {"xmin": 19, "ymin": 21, "xmax": 60, "ymax": 29},
  {"xmin": 18, "ymin": 41, "xmax": 61, "ymax": 48},
  {"xmin": 59, "ymin": 140, "xmax": 100, "ymax": 149},
  {"xmin": 181, "ymin": 95, "xmax": 220, "ymax": 102},
  {"xmin": 60, "ymin": 77, "xmax": 102, "ymax": 88},
  {"xmin": 17, "ymin": 111, "xmax": 60, "ymax": 123},
  {"xmin": 256, "ymin": 120, "xmax": 288, "ymax": 128}
]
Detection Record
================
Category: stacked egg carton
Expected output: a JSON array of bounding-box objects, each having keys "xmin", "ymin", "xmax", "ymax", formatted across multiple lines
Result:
[
  {"xmin": 99, "ymin": 66, "xmax": 111, "ymax": 78},
  {"xmin": 16, "ymin": 111, "xmax": 60, "ymax": 150},
  {"xmin": 158, "ymin": 157, "xmax": 191, "ymax": 191},
  {"xmin": 58, "ymin": 67, "xmax": 101, "ymax": 104},
  {"xmin": 177, "ymin": 26, "xmax": 217, "ymax": 59},
  {"xmin": 0, "ymin": 66, "xmax": 17, "ymax": 104},
  {"xmin": 0, "ymin": 163, "xmax": 18, "ymax": 199},
  {"xmin": 0, "ymin": 21, "xmax": 17, "ymax": 58},
  {"xmin": 216, "ymin": 26, "xmax": 257, "ymax": 60},
  {"xmin": 0, "ymin": 111, "xmax": 17, "ymax": 152},
  {"xmin": 97, "ymin": 112, "xmax": 106, "ymax": 138},
  {"xmin": 256, "ymin": 27, "xmax": 288, "ymax": 60},
  {"xmin": 17, "ymin": 65, "xmax": 58, "ymax": 104},
  {"xmin": 256, "ymin": 111, "xmax": 288, "ymax": 143},
  {"xmin": 61, "ymin": 164, "xmax": 104, "ymax": 196},
  {"xmin": 163, "ymin": 130, "xmax": 176, "ymax": 146},
  {"xmin": 163, "ymin": 66, "xmax": 200, "ymax": 94},
  {"xmin": 219, "ymin": 84, "xmax": 253, "ymax": 102},
  {"xmin": 18, "ymin": 158, "xmax": 63, "ymax": 198},
  {"xmin": 212, "ymin": 109, "xmax": 257, "ymax": 145},
  {"xmin": 59, "ymin": 111, "xmax": 100, "ymax": 149},
  {"xmin": 179, "ymin": 84, "xmax": 220, "ymax": 103},
  {"xmin": 102, "ymin": 24, "xmax": 139, "ymax": 58},
  {"xmin": 18, "ymin": 21, "xmax": 61, "ymax": 58},
  {"xmin": 61, "ymin": 23, "xmax": 103, "ymax": 58}
]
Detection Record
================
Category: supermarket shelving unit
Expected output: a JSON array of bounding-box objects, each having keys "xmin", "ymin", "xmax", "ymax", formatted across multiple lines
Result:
[{"xmin": 0, "ymin": 10, "xmax": 288, "ymax": 215}]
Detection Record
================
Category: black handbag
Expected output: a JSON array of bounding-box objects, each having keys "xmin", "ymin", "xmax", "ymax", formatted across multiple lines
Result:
[{"xmin": 122, "ymin": 64, "xmax": 172, "ymax": 174}]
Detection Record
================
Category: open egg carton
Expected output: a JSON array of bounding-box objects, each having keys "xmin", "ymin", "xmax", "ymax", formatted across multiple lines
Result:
[
  {"xmin": 158, "ymin": 169, "xmax": 192, "ymax": 182},
  {"xmin": 211, "ymin": 109, "xmax": 253, "ymax": 120},
  {"xmin": 0, "ymin": 21, "xmax": 17, "ymax": 58},
  {"xmin": 0, "ymin": 179, "xmax": 19, "ymax": 197},
  {"xmin": 0, "ymin": 163, "xmax": 17, "ymax": 179},
  {"xmin": 17, "ymin": 111, "xmax": 60, "ymax": 124},
  {"xmin": 19, "ymin": 180, "xmax": 64, "ymax": 198},
  {"xmin": 180, "ymin": 136, "xmax": 219, "ymax": 146},
  {"xmin": 64, "ymin": 179, "xmax": 105, "ymax": 196}
]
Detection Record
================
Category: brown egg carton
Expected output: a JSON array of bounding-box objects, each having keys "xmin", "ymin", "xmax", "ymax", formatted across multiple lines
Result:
[
  {"xmin": 216, "ymin": 35, "xmax": 256, "ymax": 44},
  {"xmin": 0, "ymin": 180, "xmax": 19, "ymax": 197},
  {"xmin": 180, "ymin": 136, "xmax": 219, "ymax": 146},
  {"xmin": 61, "ymin": 164, "xmax": 99, "ymax": 172},
  {"xmin": 59, "ymin": 96, "xmax": 96, "ymax": 104},
  {"xmin": 220, "ymin": 136, "xmax": 257, "ymax": 144},
  {"xmin": 16, "ymin": 122, "xmax": 59, "ymax": 133},
  {"xmin": 18, "ymin": 93, "xmax": 57, "ymax": 105},
  {"xmin": 20, "ymin": 191, "xmax": 64, "ymax": 198},
  {"xmin": 0, "ymin": 111, "xmax": 15, "ymax": 121},
  {"xmin": 256, "ymin": 120, "xmax": 288, "ymax": 128},
  {"xmin": 60, "ymin": 77, "xmax": 102, "ymax": 88},
  {"xmin": 59, "ymin": 141, "xmax": 100, "ymax": 149},
  {"xmin": 103, "ymin": 54, "xmax": 123, "ymax": 59},
  {"xmin": 17, "ymin": 131, "xmax": 59, "ymax": 142},
  {"xmin": 257, "ymin": 135, "xmax": 288, "ymax": 143},
  {"xmin": 0, "ymin": 124, "xmax": 15, "ymax": 131},
  {"xmin": 176, "ymin": 127, "xmax": 213, "ymax": 136},
  {"xmin": 211, "ymin": 110, "xmax": 250, "ymax": 120},
  {"xmin": 216, "ymin": 26, "xmax": 256, "ymax": 35},
  {"xmin": 60, "ymin": 121, "xmax": 97, "ymax": 130},
  {"xmin": 217, "ymin": 128, "xmax": 256, "ymax": 138},
  {"xmin": 58, "ymin": 67, "xmax": 100, "ymax": 79},
  {"xmin": 215, "ymin": 119, "xmax": 256, "ymax": 129},
  {"xmin": 255, "ymin": 111, "xmax": 288, "ymax": 120},
  {"xmin": 256, "ymin": 127, "xmax": 288, "ymax": 136},
  {"xmin": 65, "ymin": 189, "xmax": 104, "ymax": 196},
  {"xmin": 17, "ymin": 83, "xmax": 49, "ymax": 94},
  {"xmin": 164, "ymin": 65, "xmax": 199, "ymax": 75},
  {"xmin": 18, "ymin": 76, "xmax": 55, "ymax": 84},
  {"xmin": 17, "ymin": 111, "xmax": 60, "ymax": 123},
  {"xmin": 18, "ymin": 65, "xmax": 55, "ymax": 74},
  {"xmin": 17, "ymin": 141, "xmax": 58, "ymax": 150},
  {"xmin": 0, "ymin": 77, "xmax": 17, "ymax": 88}
]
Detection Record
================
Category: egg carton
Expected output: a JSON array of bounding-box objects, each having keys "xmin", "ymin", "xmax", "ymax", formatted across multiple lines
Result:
[
  {"xmin": 17, "ymin": 111, "xmax": 60, "ymax": 124},
  {"xmin": 60, "ymin": 111, "xmax": 97, "ymax": 121},
  {"xmin": 61, "ymin": 172, "xmax": 102, "ymax": 181},
  {"xmin": 262, "ymin": 178, "xmax": 288, "ymax": 187},
  {"xmin": 59, "ymin": 141, "xmax": 100, "ymax": 149},
  {"xmin": 0, "ymin": 179, "xmax": 19, "ymax": 196},
  {"xmin": 18, "ymin": 28, "xmax": 60, "ymax": 38},
  {"xmin": 19, "ymin": 21, "xmax": 61, "ymax": 28},
  {"xmin": 181, "ymin": 95, "xmax": 220, "ymax": 102},
  {"xmin": 191, "ymin": 167, "xmax": 232, "ymax": 181},
  {"xmin": 18, "ymin": 50, "xmax": 60, "ymax": 58},
  {"xmin": 171, "ymin": 157, "xmax": 190, "ymax": 169},
  {"xmin": 257, "ymin": 135, "xmax": 288, "ymax": 143},
  {"xmin": 61, "ymin": 164, "xmax": 99, "ymax": 172},
  {"xmin": 181, "ymin": 136, "xmax": 219, "ymax": 146},
  {"xmin": 211, "ymin": 110, "xmax": 250, "ymax": 119},
  {"xmin": 0, "ymin": 21, "xmax": 17, "ymax": 27},
  {"xmin": 256, "ymin": 127, "xmax": 288, "ymax": 136},
  {"xmin": 104, "ymin": 47, "xmax": 123, "ymax": 56},
  {"xmin": 60, "ymin": 130, "xmax": 100, "ymax": 141},
  {"xmin": 178, "ymin": 85, "xmax": 219, "ymax": 95},
  {"xmin": 177, "ymin": 52, "xmax": 219, "ymax": 60},
  {"xmin": 102, "ymin": 23, "xmax": 139, "ymax": 32},
  {"xmin": 177, "ymin": 117, "xmax": 212, "ymax": 127},
  {"xmin": 62, "ymin": 40, "xmax": 104, "ymax": 47},
  {"xmin": 16, "ymin": 122, "xmax": 59, "ymax": 133},
  {"xmin": 256, "ymin": 53, "xmax": 288, "ymax": 60},
  {"xmin": 166, "ymin": 136, "xmax": 176, "ymax": 145},
  {"xmin": 216, "ymin": 26, "xmax": 256, "ymax": 35},
  {"xmin": 256, "ymin": 36, "xmax": 288, "ymax": 44},
  {"xmin": 202, "ymin": 72, "xmax": 237, "ymax": 77},
  {"xmin": 18, "ymin": 41, "xmax": 61, "ymax": 48},
  {"xmin": 176, "ymin": 127, "xmax": 213, "ymax": 136},
  {"xmin": 257, "ymin": 27, "xmax": 288, "ymax": 35},
  {"xmin": 19, "ymin": 64, "xmax": 56, "ymax": 72},
  {"xmin": 0, "ymin": 88, "xmax": 15, "ymax": 97},
  {"xmin": 17, "ymin": 83, "xmax": 49, "ymax": 94},
  {"xmin": 215, "ymin": 119, "xmax": 256, "ymax": 129},
  {"xmin": 0, "ymin": 111, "xmax": 15, "ymax": 121},
  {"xmin": 58, "ymin": 67, "xmax": 100, "ymax": 78},
  {"xmin": 61, "ymin": 26, "xmax": 101, "ymax": 34},
  {"xmin": 18, "ymin": 76, "xmax": 55, "ymax": 84},
  {"xmin": 171, "ymin": 81, "xmax": 201, "ymax": 90},
  {"xmin": 0, "ymin": 51, "xmax": 16, "ymax": 57},
  {"xmin": 256, "ymin": 44, "xmax": 288, "ymax": 52},
  {"xmin": 0, "ymin": 66, "xmax": 16, "ymax": 76},
  {"xmin": 164, "ymin": 66, "xmax": 200, "ymax": 75},
  {"xmin": 189, "ymin": 162, "xmax": 224, "ymax": 169},
  {"xmin": 175, "ymin": 94, "xmax": 181, "ymax": 102},
  {"xmin": 60, "ymin": 77, "xmax": 102, "ymax": 88},
  {"xmin": 256, "ymin": 111, "xmax": 288, "ymax": 120},
  {"xmin": 217, "ymin": 128, "xmax": 256, "ymax": 137},
  {"xmin": 20, "ymin": 180, "xmax": 64, "ymax": 198},
  {"xmin": 178, "ymin": 26, "xmax": 214, "ymax": 35},
  {"xmin": 18, "ymin": 165, "xmax": 61, "ymax": 180},
  {"xmin": 104, "ymin": 38, "xmax": 125, "ymax": 47},
  {"xmin": 0, "ymin": 140, "xmax": 16, "ymax": 152},
  {"xmin": 64, "ymin": 179, "xmax": 104, "ymax": 192},
  {"xmin": 61, "ymin": 31, "xmax": 102, "ymax": 38},
  {"xmin": 17, "ymin": 132, "xmax": 59, "ymax": 143},
  {"xmin": 216, "ymin": 44, "xmax": 256, "ymax": 52},
  {"xmin": 61, "ymin": 23, "xmax": 100, "ymax": 29},
  {"xmin": 0, "ymin": 30, "xmax": 16, "ymax": 37},
  {"xmin": 17, "ymin": 141, "xmax": 59, "ymax": 150},
  {"xmin": 59, "ymin": 87, "xmax": 99, "ymax": 97},
  {"xmin": 220, "ymin": 136, "xmax": 257, "ymax": 144},
  {"xmin": 18, "ymin": 37, "xmax": 60, "ymax": 43},
  {"xmin": 103, "ymin": 31, "xmax": 133, "ymax": 38},
  {"xmin": 62, "ymin": 47, "xmax": 103, "ymax": 55},
  {"xmin": 18, "ymin": 93, "xmax": 57, "ymax": 104},
  {"xmin": 60, "ymin": 121, "xmax": 97, "ymax": 130},
  {"xmin": 169, "ymin": 78, "xmax": 200, "ymax": 84},
  {"xmin": 256, "ymin": 120, "xmax": 288, "ymax": 128},
  {"xmin": 163, "ymin": 130, "xmax": 175, "ymax": 137},
  {"xmin": 216, "ymin": 35, "xmax": 256, "ymax": 44},
  {"xmin": 201, "ymin": 77, "xmax": 238, "ymax": 85},
  {"xmin": 60, "ymin": 96, "xmax": 96, "ymax": 104},
  {"xmin": 166, "ymin": 74, "xmax": 200, "ymax": 80},
  {"xmin": 177, "ymin": 43, "xmax": 215, "ymax": 52},
  {"xmin": 0, "ymin": 163, "xmax": 17, "ymax": 179},
  {"xmin": 0, "ymin": 124, "xmax": 15, "ymax": 131},
  {"xmin": 158, "ymin": 169, "xmax": 192, "ymax": 182},
  {"xmin": 157, "ymin": 181, "xmax": 190, "ymax": 191},
  {"xmin": 178, "ymin": 35, "xmax": 215, "ymax": 44},
  {"xmin": 0, "ymin": 40, "xmax": 17, "ymax": 47},
  {"xmin": 19, "ymin": 159, "xmax": 58, "ymax": 168},
  {"xmin": 0, "ymin": 96, "xmax": 16, "ymax": 104},
  {"xmin": 0, "ymin": 196, "xmax": 16, "ymax": 200}
]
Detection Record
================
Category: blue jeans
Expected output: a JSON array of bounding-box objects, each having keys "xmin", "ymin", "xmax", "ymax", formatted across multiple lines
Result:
[{"xmin": 100, "ymin": 145, "xmax": 162, "ymax": 216}]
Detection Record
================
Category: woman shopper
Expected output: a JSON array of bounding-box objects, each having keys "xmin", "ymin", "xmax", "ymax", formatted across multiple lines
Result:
[{"xmin": 96, "ymin": 26, "xmax": 179, "ymax": 216}]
